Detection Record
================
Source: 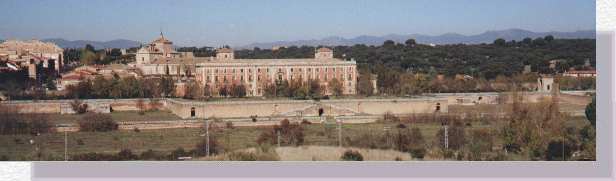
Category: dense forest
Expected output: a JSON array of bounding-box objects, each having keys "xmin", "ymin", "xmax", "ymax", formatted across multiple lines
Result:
[{"xmin": 231, "ymin": 37, "xmax": 595, "ymax": 79}]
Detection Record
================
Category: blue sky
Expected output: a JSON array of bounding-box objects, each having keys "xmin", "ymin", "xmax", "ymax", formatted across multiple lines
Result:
[{"xmin": 0, "ymin": 0, "xmax": 595, "ymax": 46}]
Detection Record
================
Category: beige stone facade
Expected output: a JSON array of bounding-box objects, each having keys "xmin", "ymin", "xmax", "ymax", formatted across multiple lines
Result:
[
  {"xmin": 136, "ymin": 35, "xmax": 358, "ymax": 97},
  {"xmin": 0, "ymin": 39, "xmax": 63, "ymax": 78}
]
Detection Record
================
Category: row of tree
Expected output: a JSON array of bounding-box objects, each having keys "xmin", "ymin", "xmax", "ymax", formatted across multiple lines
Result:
[
  {"xmin": 63, "ymin": 45, "xmax": 134, "ymax": 66},
  {"xmin": 65, "ymin": 75, "xmax": 175, "ymax": 99}
]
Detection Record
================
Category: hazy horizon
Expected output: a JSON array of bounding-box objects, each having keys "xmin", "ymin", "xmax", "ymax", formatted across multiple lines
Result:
[{"xmin": 0, "ymin": 0, "xmax": 596, "ymax": 47}]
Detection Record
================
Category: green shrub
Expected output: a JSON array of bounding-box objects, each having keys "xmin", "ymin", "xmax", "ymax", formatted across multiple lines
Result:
[
  {"xmin": 117, "ymin": 149, "xmax": 138, "ymax": 160},
  {"xmin": 140, "ymin": 149, "xmax": 167, "ymax": 160},
  {"xmin": 410, "ymin": 148, "xmax": 426, "ymax": 159},
  {"xmin": 545, "ymin": 139, "xmax": 573, "ymax": 161},
  {"xmin": 78, "ymin": 113, "xmax": 118, "ymax": 132},
  {"xmin": 341, "ymin": 150, "xmax": 363, "ymax": 161}
]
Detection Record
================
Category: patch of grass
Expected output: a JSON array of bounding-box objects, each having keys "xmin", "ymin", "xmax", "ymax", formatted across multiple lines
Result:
[{"xmin": 42, "ymin": 110, "xmax": 181, "ymax": 124}]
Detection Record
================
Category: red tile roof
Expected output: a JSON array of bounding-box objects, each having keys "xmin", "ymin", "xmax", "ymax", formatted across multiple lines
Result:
[{"xmin": 217, "ymin": 48, "xmax": 233, "ymax": 53}]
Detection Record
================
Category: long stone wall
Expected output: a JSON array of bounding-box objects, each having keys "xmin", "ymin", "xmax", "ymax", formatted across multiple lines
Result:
[
  {"xmin": 164, "ymin": 97, "xmax": 449, "ymax": 119},
  {"xmin": 0, "ymin": 92, "xmax": 558, "ymax": 120},
  {"xmin": 0, "ymin": 99, "xmax": 162, "ymax": 114}
]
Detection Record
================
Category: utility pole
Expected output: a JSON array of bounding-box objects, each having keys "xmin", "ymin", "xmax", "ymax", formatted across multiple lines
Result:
[
  {"xmin": 64, "ymin": 131, "xmax": 68, "ymax": 161},
  {"xmin": 205, "ymin": 119, "xmax": 210, "ymax": 156},
  {"xmin": 444, "ymin": 124, "xmax": 449, "ymax": 150},
  {"xmin": 277, "ymin": 130, "xmax": 281, "ymax": 148},
  {"xmin": 337, "ymin": 118, "xmax": 342, "ymax": 147},
  {"xmin": 562, "ymin": 130, "xmax": 565, "ymax": 161}
]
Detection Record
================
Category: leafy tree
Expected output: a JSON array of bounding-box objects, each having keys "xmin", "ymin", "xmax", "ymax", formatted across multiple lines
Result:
[
  {"xmin": 522, "ymin": 37, "xmax": 533, "ymax": 45},
  {"xmin": 357, "ymin": 69, "xmax": 374, "ymax": 96},
  {"xmin": 532, "ymin": 37, "xmax": 546, "ymax": 46},
  {"xmin": 405, "ymin": 39, "xmax": 417, "ymax": 47},
  {"xmin": 159, "ymin": 76, "xmax": 176, "ymax": 98},
  {"xmin": 308, "ymin": 79, "xmax": 323, "ymax": 98},
  {"xmin": 493, "ymin": 38, "xmax": 506, "ymax": 46},
  {"xmin": 84, "ymin": 44, "xmax": 96, "ymax": 53},
  {"xmin": 183, "ymin": 81, "xmax": 201, "ymax": 99},
  {"xmin": 544, "ymin": 35, "xmax": 555, "ymax": 42},
  {"xmin": 230, "ymin": 84, "xmax": 247, "ymax": 98},
  {"xmin": 382, "ymin": 40, "xmax": 396, "ymax": 48},
  {"xmin": 66, "ymin": 79, "xmax": 93, "ymax": 99},
  {"xmin": 79, "ymin": 49, "xmax": 98, "ymax": 65},
  {"xmin": 328, "ymin": 78, "xmax": 343, "ymax": 96},
  {"xmin": 91, "ymin": 76, "xmax": 111, "ymax": 98},
  {"xmin": 203, "ymin": 84, "xmax": 212, "ymax": 97},
  {"xmin": 585, "ymin": 96, "xmax": 596, "ymax": 127}
]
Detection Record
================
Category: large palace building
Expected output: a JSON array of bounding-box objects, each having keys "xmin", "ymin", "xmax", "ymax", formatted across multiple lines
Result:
[{"xmin": 136, "ymin": 34, "xmax": 357, "ymax": 97}]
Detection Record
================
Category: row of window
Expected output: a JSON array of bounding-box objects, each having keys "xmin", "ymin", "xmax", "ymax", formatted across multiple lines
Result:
[
  {"xmin": 207, "ymin": 73, "xmax": 355, "ymax": 82},
  {"xmin": 206, "ymin": 66, "xmax": 354, "ymax": 74}
]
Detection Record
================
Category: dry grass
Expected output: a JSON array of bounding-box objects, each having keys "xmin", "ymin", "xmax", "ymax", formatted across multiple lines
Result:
[{"xmin": 275, "ymin": 146, "xmax": 412, "ymax": 161}]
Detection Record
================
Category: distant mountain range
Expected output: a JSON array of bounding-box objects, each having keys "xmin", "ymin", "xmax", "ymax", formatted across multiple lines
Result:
[
  {"xmin": 41, "ymin": 38, "xmax": 141, "ymax": 49},
  {"xmin": 2, "ymin": 28, "xmax": 595, "ymax": 49},
  {"xmin": 239, "ymin": 28, "xmax": 595, "ymax": 49}
]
